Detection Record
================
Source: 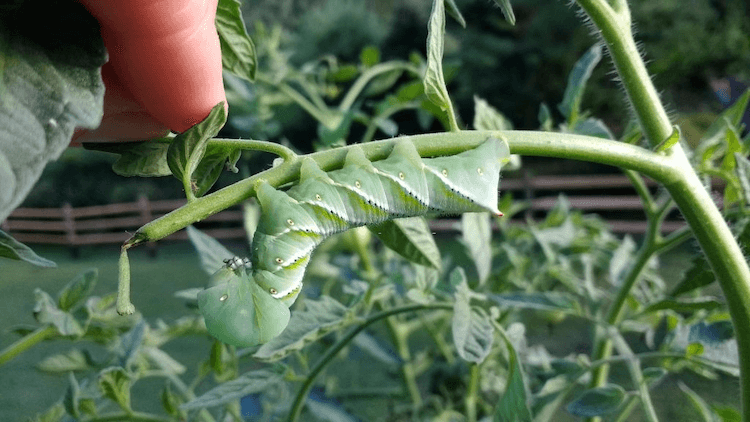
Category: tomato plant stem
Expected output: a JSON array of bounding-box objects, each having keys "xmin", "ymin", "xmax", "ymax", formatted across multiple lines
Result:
[
  {"xmin": 575, "ymin": 0, "xmax": 750, "ymax": 419},
  {"xmin": 0, "ymin": 325, "xmax": 57, "ymax": 367},
  {"xmin": 287, "ymin": 303, "xmax": 453, "ymax": 422}
]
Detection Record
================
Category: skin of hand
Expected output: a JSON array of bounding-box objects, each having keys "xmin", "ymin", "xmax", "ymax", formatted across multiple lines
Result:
[{"xmin": 73, "ymin": 0, "xmax": 227, "ymax": 144}]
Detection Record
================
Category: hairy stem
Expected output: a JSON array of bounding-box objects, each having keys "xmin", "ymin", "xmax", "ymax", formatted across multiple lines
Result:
[{"xmin": 576, "ymin": 0, "xmax": 750, "ymax": 419}]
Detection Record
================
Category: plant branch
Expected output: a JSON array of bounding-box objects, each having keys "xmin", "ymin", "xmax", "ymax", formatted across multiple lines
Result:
[
  {"xmin": 0, "ymin": 325, "xmax": 57, "ymax": 366},
  {"xmin": 130, "ymin": 130, "xmax": 673, "ymax": 244},
  {"xmin": 210, "ymin": 138, "xmax": 297, "ymax": 162},
  {"xmin": 287, "ymin": 302, "xmax": 453, "ymax": 422},
  {"xmin": 575, "ymin": 0, "xmax": 750, "ymax": 418}
]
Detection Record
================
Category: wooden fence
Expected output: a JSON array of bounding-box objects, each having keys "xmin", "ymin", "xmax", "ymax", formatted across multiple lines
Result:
[{"xmin": 2, "ymin": 173, "xmax": 724, "ymax": 254}]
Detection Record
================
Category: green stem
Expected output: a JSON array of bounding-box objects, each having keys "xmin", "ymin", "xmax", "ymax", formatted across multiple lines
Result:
[
  {"xmin": 587, "ymin": 197, "xmax": 660, "ymax": 416},
  {"xmin": 465, "ymin": 364, "xmax": 479, "ymax": 422},
  {"xmin": 82, "ymin": 412, "xmax": 172, "ymax": 422},
  {"xmin": 209, "ymin": 138, "xmax": 297, "ymax": 162},
  {"xmin": 382, "ymin": 312, "xmax": 423, "ymax": 408},
  {"xmin": 131, "ymin": 130, "xmax": 671, "ymax": 244},
  {"xmin": 0, "ymin": 325, "xmax": 57, "ymax": 366},
  {"xmin": 287, "ymin": 302, "xmax": 453, "ymax": 422},
  {"xmin": 575, "ymin": 0, "xmax": 750, "ymax": 418},
  {"xmin": 339, "ymin": 62, "xmax": 420, "ymax": 112},
  {"xmin": 610, "ymin": 329, "xmax": 659, "ymax": 422}
]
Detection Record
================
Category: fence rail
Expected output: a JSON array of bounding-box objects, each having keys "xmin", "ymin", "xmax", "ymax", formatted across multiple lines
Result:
[{"xmin": 2, "ymin": 173, "xmax": 725, "ymax": 254}]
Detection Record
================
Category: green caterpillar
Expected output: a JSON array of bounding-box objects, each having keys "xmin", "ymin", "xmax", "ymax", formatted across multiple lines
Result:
[{"xmin": 198, "ymin": 137, "xmax": 509, "ymax": 347}]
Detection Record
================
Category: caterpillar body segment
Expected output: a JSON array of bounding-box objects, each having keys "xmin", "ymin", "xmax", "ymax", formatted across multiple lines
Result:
[{"xmin": 198, "ymin": 137, "xmax": 509, "ymax": 347}]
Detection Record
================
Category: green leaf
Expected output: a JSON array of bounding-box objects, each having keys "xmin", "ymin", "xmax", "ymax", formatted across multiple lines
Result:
[
  {"xmin": 490, "ymin": 292, "xmax": 580, "ymax": 314},
  {"xmin": 254, "ymin": 296, "xmax": 352, "ymax": 361},
  {"xmin": 494, "ymin": 327, "xmax": 532, "ymax": 421},
  {"xmin": 559, "ymin": 44, "xmax": 602, "ymax": 125},
  {"xmin": 369, "ymin": 217, "xmax": 441, "ymax": 270},
  {"xmin": 538, "ymin": 103, "xmax": 553, "ymax": 131},
  {"xmin": 734, "ymin": 153, "xmax": 750, "ymax": 207},
  {"xmin": 461, "ymin": 213, "xmax": 493, "ymax": 285},
  {"xmin": 161, "ymin": 383, "xmax": 185, "ymax": 419},
  {"xmin": 491, "ymin": 0, "xmax": 516, "ymax": 25},
  {"xmin": 0, "ymin": 229, "xmax": 56, "ymax": 267},
  {"xmin": 0, "ymin": 1, "xmax": 105, "ymax": 222},
  {"xmin": 29, "ymin": 401, "xmax": 65, "ymax": 422},
  {"xmin": 452, "ymin": 299, "xmax": 494, "ymax": 363},
  {"xmin": 655, "ymin": 125, "xmax": 682, "ymax": 152},
  {"xmin": 181, "ymin": 369, "xmax": 283, "ymax": 410},
  {"xmin": 670, "ymin": 320, "xmax": 739, "ymax": 376},
  {"xmin": 37, "ymin": 349, "xmax": 90, "ymax": 373},
  {"xmin": 85, "ymin": 140, "xmax": 173, "ymax": 177},
  {"xmin": 191, "ymin": 146, "xmax": 241, "ymax": 197},
  {"xmin": 641, "ymin": 297, "xmax": 723, "ymax": 314},
  {"xmin": 363, "ymin": 68, "xmax": 404, "ymax": 97},
  {"xmin": 57, "ymin": 268, "xmax": 97, "ymax": 312},
  {"xmin": 572, "ymin": 118, "xmax": 614, "ymax": 139},
  {"xmin": 609, "ymin": 235, "xmax": 636, "ymax": 286},
  {"xmin": 424, "ymin": 0, "xmax": 456, "ymax": 127},
  {"xmin": 444, "ymin": 0, "xmax": 467, "ymax": 28},
  {"xmin": 670, "ymin": 254, "xmax": 715, "ymax": 296},
  {"xmin": 33, "ymin": 289, "xmax": 83, "ymax": 336},
  {"xmin": 703, "ymin": 89, "xmax": 750, "ymax": 141},
  {"xmin": 117, "ymin": 320, "xmax": 146, "ymax": 368},
  {"xmin": 360, "ymin": 45, "xmax": 381, "ymax": 67},
  {"xmin": 186, "ymin": 225, "xmax": 235, "ymax": 275},
  {"xmin": 167, "ymin": 102, "xmax": 227, "ymax": 199},
  {"xmin": 98, "ymin": 367, "xmax": 131, "ymax": 411},
  {"xmin": 216, "ymin": 0, "xmax": 257, "ymax": 81},
  {"xmin": 566, "ymin": 385, "xmax": 626, "ymax": 417},
  {"xmin": 473, "ymin": 96, "xmax": 513, "ymax": 131},
  {"xmin": 712, "ymin": 404, "xmax": 741, "ymax": 422},
  {"xmin": 63, "ymin": 373, "xmax": 83, "ymax": 418}
]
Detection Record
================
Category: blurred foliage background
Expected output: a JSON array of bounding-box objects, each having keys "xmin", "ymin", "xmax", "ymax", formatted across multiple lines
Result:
[{"xmin": 19, "ymin": 0, "xmax": 750, "ymax": 208}]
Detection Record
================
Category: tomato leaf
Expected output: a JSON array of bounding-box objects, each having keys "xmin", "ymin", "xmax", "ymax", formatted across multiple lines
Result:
[
  {"xmin": 85, "ymin": 140, "xmax": 173, "ymax": 177},
  {"xmin": 452, "ymin": 276, "xmax": 494, "ymax": 363},
  {"xmin": 57, "ymin": 268, "xmax": 97, "ymax": 312},
  {"xmin": 461, "ymin": 212, "xmax": 493, "ymax": 285},
  {"xmin": 167, "ymin": 102, "xmax": 227, "ymax": 199},
  {"xmin": 0, "ymin": 229, "xmax": 56, "ymax": 267},
  {"xmin": 97, "ymin": 367, "xmax": 132, "ymax": 412},
  {"xmin": 0, "ymin": 1, "xmax": 105, "ymax": 222},
  {"xmin": 566, "ymin": 385, "xmax": 626, "ymax": 417},
  {"xmin": 559, "ymin": 44, "xmax": 602, "ymax": 126},
  {"xmin": 369, "ymin": 217, "xmax": 442, "ymax": 270},
  {"xmin": 494, "ymin": 324, "xmax": 533, "ymax": 421},
  {"xmin": 216, "ymin": 0, "xmax": 257, "ymax": 81},
  {"xmin": 424, "ymin": 0, "xmax": 456, "ymax": 127},
  {"xmin": 181, "ymin": 369, "xmax": 283, "ymax": 411},
  {"xmin": 491, "ymin": 0, "xmax": 516, "ymax": 25}
]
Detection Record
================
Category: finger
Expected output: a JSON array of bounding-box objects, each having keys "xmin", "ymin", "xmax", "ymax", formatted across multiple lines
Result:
[{"xmin": 77, "ymin": 0, "xmax": 227, "ymax": 133}]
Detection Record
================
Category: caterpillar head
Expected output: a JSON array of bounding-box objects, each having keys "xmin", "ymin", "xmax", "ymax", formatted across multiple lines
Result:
[{"xmin": 198, "ymin": 258, "xmax": 290, "ymax": 347}]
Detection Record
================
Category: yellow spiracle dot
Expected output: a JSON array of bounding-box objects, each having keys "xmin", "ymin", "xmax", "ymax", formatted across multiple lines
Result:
[
  {"xmin": 442, "ymin": 169, "xmax": 448, "ymax": 176},
  {"xmin": 269, "ymin": 288, "xmax": 278, "ymax": 295},
  {"xmin": 316, "ymin": 194, "xmax": 322, "ymax": 201},
  {"xmin": 275, "ymin": 257, "xmax": 284, "ymax": 264},
  {"xmin": 355, "ymin": 180, "xmax": 361, "ymax": 188},
  {"xmin": 287, "ymin": 218, "xmax": 295, "ymax": 226},
  {"xmin": 399, "ymin": 172, "xmax": 405, "ymax": 180},
  {"xmin": 219, "ymin": 294, "xmax": 228, "ymax": 302},
  {"xmin": 477, "ymin": 167, "xmax": 484, "ymax": 175}
]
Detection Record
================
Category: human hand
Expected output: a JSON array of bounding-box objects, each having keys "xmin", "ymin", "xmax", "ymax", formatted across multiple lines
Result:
[{"xmin": 73, "ymin": 0, "xmax": 227, "ymax": 144}]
